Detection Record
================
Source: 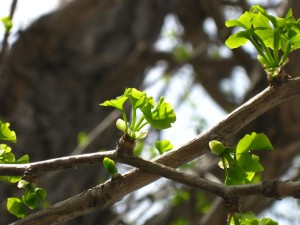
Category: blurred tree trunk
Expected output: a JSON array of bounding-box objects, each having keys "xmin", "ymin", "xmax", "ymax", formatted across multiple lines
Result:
[
  {"xmin": 0, "ymin": 0, "xmax": 299, "ymax": 224},
  {"xmin": 0, "ymin": 0, "xmax": 168, "ymax": 224}
]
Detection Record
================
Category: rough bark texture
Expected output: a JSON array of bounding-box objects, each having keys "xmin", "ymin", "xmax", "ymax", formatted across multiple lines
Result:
[{"xmin": 0, "ymin": 0, "xmax": 299, "ymax": 224}]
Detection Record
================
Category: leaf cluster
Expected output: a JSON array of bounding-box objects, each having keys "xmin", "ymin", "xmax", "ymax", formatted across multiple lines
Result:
[
  {"xmin": 210, "ymin": 132, "xmax": 273, "ymax": 186},
  {"xmin": 7, "ymin": 180, "xmax": 47, "ymax": 219},
  {"xmin": 225, "ymin": 5, "xmax": 300, "ymax": 78},
  {"xmin": 229, "ymin": 211, "xmax": 278, "ymax": 225},
  {"xmin": 100, "ymin": 88, "xmax": 176, "ymax": 140},
  {"xmin": 0, "ymin": 120, "xmax": 47, "ymax": 218},
  {"xmin": 0, "ymin": 121, "xmax": 29, "ymax": 183}
]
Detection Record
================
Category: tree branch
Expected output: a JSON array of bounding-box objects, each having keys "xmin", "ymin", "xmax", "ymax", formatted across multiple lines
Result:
[
  {"xmin": 119, "ymin": 155, "xmax": 300, "ymax": 198},
  {"xmin": 7, "ymin": 77, "xmax": 300, "ymax": 225},
  {"xmin": 0, "ymin": 151, "xmax": 116, "ymax": 177}
]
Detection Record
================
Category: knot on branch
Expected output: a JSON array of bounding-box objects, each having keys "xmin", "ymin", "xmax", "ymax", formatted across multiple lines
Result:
[
  {"xmin": 261, "ymin": 180, "xmax": 280, "ymax": 199},
  {"xmin": 116, "ymin": 134, "xmax": 136, "ymax": 157},
  {"xmin": 223, "ymin": 195, "xmax": 241, "ymax": 216},
  {"xmin": 22, "ymin": 166, "xmax": 39, "ymax": 183},
  {"xmin": 269, "ymin": 69, "xmax": 291, "ymax": 86}
]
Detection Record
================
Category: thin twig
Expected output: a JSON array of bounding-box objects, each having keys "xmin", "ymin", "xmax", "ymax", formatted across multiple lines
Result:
[{"xmin": 0, "ymin": 150, "xmax": 116, "ymax": 177}]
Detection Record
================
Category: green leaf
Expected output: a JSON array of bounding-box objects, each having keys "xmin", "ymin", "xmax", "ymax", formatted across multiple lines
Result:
[
  {"xmin": 252, "ymin": 12, "xmax": 271, "ymax": 29},
  {"xmin": 0, "ymin": 121, "xmax": 16, "ymax": 143},
  {"xmin": 7, "ymin": 197, "xmax": 27, "ymax": 219},
  {"xmin": 236, "ymin": 132, "xmax": 273, "ymax": 154},
  {"xmin": 255, "ymin": 28, "xmax": 274, "ymax": 49},
  {"xmin": 23, "ymin": 190, "xmax": 39, "ymax": 209},
  {"xmin": 1, "ymin": 16, "xmax": 13, "ymax": 33},
  {"xmin": 103, "ymin": 157, "xmax": 118, "ymax": 177},
  {"xmin": 35, "ymin": 187, "xmax": 47, "ymax": 201},
  {"xmin": 0, "ymin": 152, "xmax": 15, "ymax": 163},
  {"xmin": 225, "ymin": 31, "xmax": 251, "ymax": 49},
  {"xmin": 1, "ymin": 175, "xmax": 22, "ymax": 183},
  {"xmin": 233, "ymin": 211, "xmax": 279, "ymax": 225},
  {"xmin": 236, "ymin": 153, "xmax": 264, "ymax": 172},
  {"xmin": 225, "ymin": 11, "xmax": 253, "ymax": 29},
  {"xmin": 251, "ymin": 5, "xmax": 276, "ymax": 24},
  {"xmin": 143, "ymin": 97, "xmax": 176, "ymax": 129},
  {"xmin": 16, "ymin": 155, "xmax": 29, "ymax": 164},
  {"xmin": 259, "ymin": 218, "xmax": 278, "ymax": 225},
  {"xmin": 155, "ymin": 140, "xmax": 174, "ymax": 154},
  {"xmin": 100, "ymin": 95, "xmax": 128, "ymax": 111},
  {"xmin": 124, "ymin": 88, "xmax": 148, "ymax": 110},
  {"xmin": 17, "ymin": 182, "xmax": 47, "ymax": 210},
  {"xmin": 225, "ymin": 165, "xmax": 247, "ymax": 185}
]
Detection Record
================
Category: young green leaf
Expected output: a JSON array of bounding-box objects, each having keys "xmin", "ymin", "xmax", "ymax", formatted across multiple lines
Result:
[
  {"xmin": 225, "ymin": 164, "xmax": 248, "ymax": 185},
  {"xmin": 225, "ymin": 31, "xmax": 251, "ymax": 49},
  {"xmin": 16, "ymin": 155, "xmax": 29, "ymax": 164},
  {"xmin": 124, "ymin": 88, "xmax": 150, "ymax": 110},
  {"xmin": 155, "ymin": 140, "xmax": 174, "ymax": 154},
  {"xmin": 225, "ymin": 11, "xmax": 253, "ymax": 29},
  {"xmin": 7, "ymin": 197, "xmax": 27, "ymax": 219},
  {"xmin": 22, "ymin": 185, "xmax": 47, "ymax": 210},
  {"xmin": 0, "ymin": 121, "xmax": 16, "ymax": 142},
  {"xmin": 144, "ymin": 97, "xmax": 176, "ymax": 129},
  {"xmin": 1, "ymin": 16, "xmax": 13, "ymax": 33},
  {"xmin": 236, "ymin": 132, "xmax": 273, "ymax": 154},
  {"xmin": 103, "ymin": 157, "xmax": 118, "ymax": 177},
  {"xmin": 100, "ymin": 95, "xmax": 128, "ymax": 111}
]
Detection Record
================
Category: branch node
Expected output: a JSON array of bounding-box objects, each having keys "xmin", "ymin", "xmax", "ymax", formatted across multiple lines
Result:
[
  {"xmin": 22, "ymin": 166, "xmax": 39, "ymax": 183},
  {"xmin": 116, "ymin": 135, "xmax": 136, "ymax": 157},
  {"xmin": 269, "ymin": 69, "xmax": 291, "ymax": 86},
  {"xmin": 223, "ymin": 195, "xmax": 241, "ymax": 216},
  {"xmin": 261, "ymin": 180, "xmax": 280, "ymax": 199}
]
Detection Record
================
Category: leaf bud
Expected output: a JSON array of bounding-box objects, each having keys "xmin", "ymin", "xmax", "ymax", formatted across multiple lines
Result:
[{"xmin": 209, "ymin": 140, "xmax": 225, "ymax": 156}]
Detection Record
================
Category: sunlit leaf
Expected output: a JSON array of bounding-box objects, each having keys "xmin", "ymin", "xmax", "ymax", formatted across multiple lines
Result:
[
  {"xmin": 155, "ymin": 140, "xmax": 174, "ymax": 154},
  {"xmin": 252, "ymin": 12, "xmax": 271, "ymax": 29},
  {"xmin": 236, "ymin": 132, "xmax": 273, "ymax": 154},
  {"xmin": 225, "ymin": 11, "xmax": 253, "ymax": 29},
  {"xmin": 144, "ymin": 97, "xmax": 176, "ymax": 129},
  {"xmin": 100, "ymin": 95, "xmax": 128, "ymax": 111},
  {"xmin": 225, "ymin": 31, "xmax": 251, "ymax": 49},
  {"xmin": 16, "ymin": 155, "xmax": 29, "ymax": 164},
  {"xmin": 7, "ymin": 198, "xmax": 27, "ymax": 219},
  {"xmin": 124, "ymin": 88, "xmax": 148, "ymax": 110},
  {"xmin": 1, "ymin": 16, "xmax": 13, "ymax": 33},
  {"xmin": 0, "ymin": 121, "xmax": 16, "ymax": 143}
]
